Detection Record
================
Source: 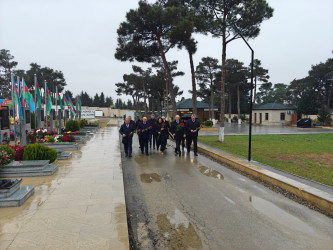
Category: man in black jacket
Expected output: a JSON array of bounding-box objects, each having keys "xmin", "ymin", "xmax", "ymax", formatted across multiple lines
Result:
[
  {"xmin": 137, "ymin": 117, "xmax": 151, "ymax": 155},
  {"xmin": 136, "ymin": 117, "xmax": 143, "ymax": 149},
  {"xmin": 148, "ymin": 114, "xmax": 157, "ymax": 149},
  {"xmin": 171, "ymin": 115, "xmax": 185, "ymax": 156},
  {"xmin": 119, "ymin": 118, "xmax": 135, "ymax": 157},
  {"xmin": 185, "ymin": 114, "xmax": 200, "ymax": 156},
  {"xmin": 128, "ymin": 116, "xmax": 136, "ymax": 129}
]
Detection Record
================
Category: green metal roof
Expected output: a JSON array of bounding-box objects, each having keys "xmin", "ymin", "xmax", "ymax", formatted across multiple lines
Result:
[
  {"xmin": 253, "ymin": 103, "xmax": 296, "ymax": 110},
  {"xmin": 168, "ymin": 98, "xmax": 215, "ymax": 109}
]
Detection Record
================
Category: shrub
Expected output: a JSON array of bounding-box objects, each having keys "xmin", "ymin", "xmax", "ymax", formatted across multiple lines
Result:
[
  {"xmin": 65, "ymin": 119, "xmax": 80, "ymax": 132},
  {"xmin": 61, "ymin": 135, "xmax": 76, "ymax": 142},
  {"xmin": 317, "ymin": 107, "xmax": 332, "ymax": 126},
  {"xmin": 204, "ymin": 120, "xmax": 213, "ymax": 127},
  {"xmin": 79, "ymin": 119, "xmax": 86, "ymax": 129},
  {"xmin": 0, "ymin": 145, "xmax": 15, "ymax": 166},
  {"xmin": 23, "ymin": 144, "xmax": 57, "ymax": 163},
  {"xmin": 31, "ymin": 112, "xmax": 36, "ymax": 129}
]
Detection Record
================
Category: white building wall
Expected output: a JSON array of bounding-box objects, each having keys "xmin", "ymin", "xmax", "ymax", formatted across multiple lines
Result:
[{"xmin": 252, "ymin": 110, "xmax": 293, "ymax": 126}]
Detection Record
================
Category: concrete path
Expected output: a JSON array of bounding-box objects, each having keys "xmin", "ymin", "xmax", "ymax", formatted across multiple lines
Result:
[
  {"xmin": 122, "ymin": 135, "xmax": 333, "ymax": 249},
  {"xmin": 0, "ymin": 127, "xmax": 129, "ymax": 250},
  {"xmin": 200, "ymin": 123, "xmax": 333, "ymax": 136}
]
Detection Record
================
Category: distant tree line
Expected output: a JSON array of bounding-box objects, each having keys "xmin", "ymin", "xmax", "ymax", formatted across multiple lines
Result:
[
  {"xmin": 80, "ymin": 91, "xmax": 114, "ymax": 108},
  {"xmin": 255, "ymin": 54, "xmax": 333, "ymax": 117}
]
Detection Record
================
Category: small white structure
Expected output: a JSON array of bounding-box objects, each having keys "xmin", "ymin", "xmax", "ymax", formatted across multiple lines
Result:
[{"xmin": 252, "ymin": 103, "xmax": 297, "ymax": 126}]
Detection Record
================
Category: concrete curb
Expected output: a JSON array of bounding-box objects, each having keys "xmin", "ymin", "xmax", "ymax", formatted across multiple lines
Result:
[{"xmin": 197, "ymin": 143, "xmax": 333, "ymax": 215}]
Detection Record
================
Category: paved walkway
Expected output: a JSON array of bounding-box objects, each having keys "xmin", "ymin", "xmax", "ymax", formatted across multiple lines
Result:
[
  {"xmin": 0, "ymin": 127, "xmax": 129, "ymax": 250},
  {"xmin": 122, "ymin": 135, "xmax": 333, "ymax": 249},
  {"xmin": 200, "ymin": 123, "xmax": 333, "ymax": 136}
]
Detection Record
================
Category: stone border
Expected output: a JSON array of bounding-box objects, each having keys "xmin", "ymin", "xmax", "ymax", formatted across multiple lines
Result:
[{"xmin": 197, "ymin": 143, "xmax": 333, "ymax": 215}]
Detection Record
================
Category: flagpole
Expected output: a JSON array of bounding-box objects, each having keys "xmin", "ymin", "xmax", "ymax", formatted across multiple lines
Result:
[
  {"xmin": 55, "ymin": 86, "xmax": 58, "ymax": 133},
  {"xmin": 34, "ymin": 74, "xmax": 37, "ymax": 129},
  {"xmin": 44, "ymin": 80, "xmax": 47, "ymax": 129},
  {"xmin": 16, "ymin": 76, "xmax": 20, "ymax": 145},
  {"xmin": 11, "ymin": 73, "xmax": 16, "ymax": 146}
]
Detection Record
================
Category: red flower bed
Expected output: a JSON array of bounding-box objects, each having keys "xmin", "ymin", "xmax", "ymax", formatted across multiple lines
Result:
[
  {"xmin": 62, "ymin": 135, "xmax": 76, "ymax": 142},
  {"xmin": 13, "ymin": 145, "xmax": 26, "ymax": 161}
]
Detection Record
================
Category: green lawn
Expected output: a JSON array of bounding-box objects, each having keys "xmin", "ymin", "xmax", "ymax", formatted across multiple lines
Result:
[{"xmin": 199, "ymin": 134, "xmax": 333, "ymax": 186}]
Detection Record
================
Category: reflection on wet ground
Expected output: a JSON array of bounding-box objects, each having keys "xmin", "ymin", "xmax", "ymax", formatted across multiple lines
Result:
[
  {"xmin": 157, "ymin": 208, "xmax": 202, "ymax": 250},
  {"xmin": 0, "ymin": 127, "xmax": 129, "ymax": 249},
  {"xmin": 250, "ymin": 196, "xmax": 315, "ymax": 235},
  {"xmin": 140, "ymin": 173, "xmax": 162, "ymax": 183},
  {"xmin": 198, "ymin": 165, "xmax": 224, "ymax": 180}
]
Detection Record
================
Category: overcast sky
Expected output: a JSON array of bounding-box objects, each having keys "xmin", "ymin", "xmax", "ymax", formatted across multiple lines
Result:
[{"xmin": 1, "ymin": 0, "xmax": 332, "ymax": 102}]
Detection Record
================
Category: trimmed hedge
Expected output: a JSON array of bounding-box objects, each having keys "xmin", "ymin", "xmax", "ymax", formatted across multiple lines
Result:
[
  {"xmin": 65, "ymin": 119, "xmax": 80, "ymax": 132},
  {"xmin": 23, "ymin": 144, "xmax": 57, "ymax": 163}
]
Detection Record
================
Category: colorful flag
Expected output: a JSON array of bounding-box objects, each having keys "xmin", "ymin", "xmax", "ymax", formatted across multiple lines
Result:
[
  {"xmin": 68, "ymin": 96, "xmax": 77, "ymax": 114},
  {"xmin": 36, "ymin": 81, "xmax": 42, "ymax": 109},
  {"xmin": 12, "ymin": 77, "xmax": 24, "ymax": 119},
  {"xmin": 24, "ymin": 81, "xmax": 36, "ymax": 112},
  {"xmin": 65, "ymin": 96, "xmax": 75, "ymax": 116},
  {"xmin": 19, "ymin": 80, "xmax": 25, "ymax": 107},
  {"xmin": 76, "ymin": 96, "xmax": 82, "ymax": 112},
  {"xmin": 45, "ymin": 83, "xmax": 53, "ymax": 115},
  {"xmin": 56, "ymin": 87, "xmax": 64, "ymax": 110}
]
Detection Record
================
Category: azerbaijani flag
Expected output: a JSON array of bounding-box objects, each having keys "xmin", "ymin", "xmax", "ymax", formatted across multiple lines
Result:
[
  {"xmin": 77, "ymin": 96, "xmax": 82, "ymax": 112},
  {"xmin": 68, "ymin": 96, "xmax": 77, "ymax": 114},
  {"xmin": 56, "ymin": 87, "xmax": 64, "ymax": 110},
  {"xmin": 65, "ymin": 96, "xmax": 75, "ymax": 116},
  {"xmin": 24, "ymin": 81, "xmax": 36, "ymax": 112},
  {"xmin": 36, "ymin": 81, "xmax": 42, "ymax": 109},
  {"xmin": 45, "ymin": 83, "xmax": 53, "ymax": 114}
]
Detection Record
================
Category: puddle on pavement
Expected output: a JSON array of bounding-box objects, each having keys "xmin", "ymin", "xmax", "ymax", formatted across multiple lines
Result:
[
  {"xmin": 140, "ymin": 173, "xmax": 162, "ymax": 183},
  {"xmin": 250, "ymin": 196, "xmax": 315, "ymax": 235},
  {"xmin": 198, "ymin": 166, "xmax": 224, "ymax": 180},
  {"xmin": 157, "ymin": 208, "xmax": 202, "ymax": 249}
]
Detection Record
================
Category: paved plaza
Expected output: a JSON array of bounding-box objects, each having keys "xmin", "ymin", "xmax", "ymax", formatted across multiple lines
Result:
[{"xmin": 0, "ymin": 127, "xmax": 129, "ymax": 250}]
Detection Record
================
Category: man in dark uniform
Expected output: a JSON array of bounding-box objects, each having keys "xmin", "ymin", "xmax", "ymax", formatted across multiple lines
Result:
[
  {"xmin": 119, "ymin": 118, "xmax": 135, "ymax": 157},
  {"xmin": 128, "ymin": 115, "xmax": 136, "ymax": 129},
  {"xmin": 136, "ymin": 117, "xmax": 143, "ymax": 149},
  {"xmin": 137, "ymin": 117, "xmax": 150, "ymax": 155},
  {"xmin": 148, "ymin": 114, "xmax": 157, "ymax": 149},
  {"xmin": 171, "ymin": 115, "xmax": 185, "ymax": 156},
  {"xmin": 185, "ymin": 114, "xmax": 200, "ymax": 156}
]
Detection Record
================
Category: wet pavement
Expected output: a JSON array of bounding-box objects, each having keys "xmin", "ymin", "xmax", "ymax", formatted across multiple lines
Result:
[
  {"xmin": 0, "ymin": 127, "xmax": 129, "ymax": 250},
  {"xmin": 200, "ymin": 123, "xmax": 333, "ymax": 136},
  {"xmin": 122, "ymin": 135, "xmax": 333, "ymax": 249}
]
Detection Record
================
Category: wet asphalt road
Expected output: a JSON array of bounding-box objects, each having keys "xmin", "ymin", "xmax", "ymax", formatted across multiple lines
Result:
[{"xmin": 121, "ymin": 135, "xmax": 333, "ymax": 250}]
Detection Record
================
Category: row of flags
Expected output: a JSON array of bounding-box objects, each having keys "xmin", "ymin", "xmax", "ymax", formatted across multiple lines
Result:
[{"xmin": 10, "ymin": 75, "xmax": 82, "ymax": 119}]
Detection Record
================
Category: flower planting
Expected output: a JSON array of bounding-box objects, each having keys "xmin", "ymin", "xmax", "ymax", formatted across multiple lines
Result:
[
  {"xmin": 12, "ymin": 145, "xmax": 26, "ymax": 161},
  {"xmin": 0, "ymin": 145, "xmax": 15, "ymax": 167}
]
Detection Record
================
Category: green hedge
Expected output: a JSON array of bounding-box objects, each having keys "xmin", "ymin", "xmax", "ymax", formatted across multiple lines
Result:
[
  {"xmin": 79, "ymin": 119, "xmax": 86, "ymax": 129},
  {"xmin": 23, "ymin": 144, "xmax": 57, "ymax": 163},
  {"xmin": 65, "ymin": 119, "xmax": 80, "ymax": 132}
]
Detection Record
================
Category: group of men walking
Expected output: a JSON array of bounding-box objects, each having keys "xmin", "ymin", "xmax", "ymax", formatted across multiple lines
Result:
[{"xmin": 119, "ymin": 114, "xmax": 201, "ymax": 157}]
